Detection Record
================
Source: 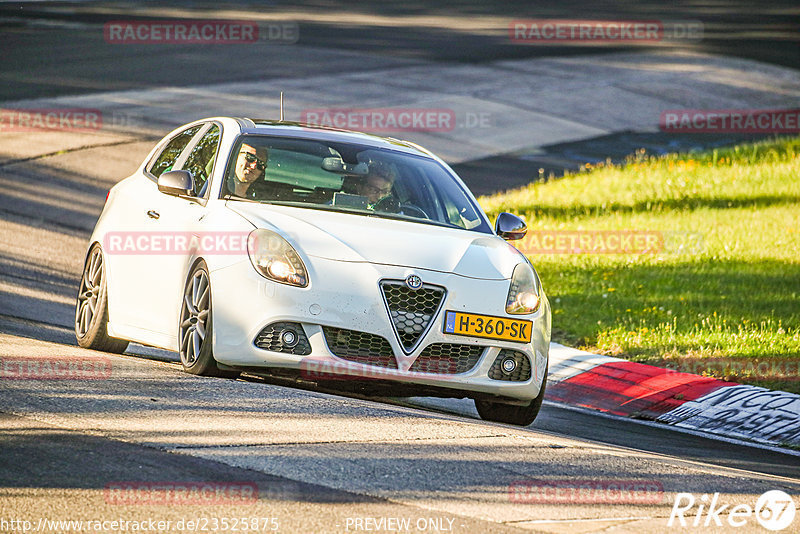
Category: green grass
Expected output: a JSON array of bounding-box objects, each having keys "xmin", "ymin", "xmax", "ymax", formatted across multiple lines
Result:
[{"xmin": 479, "ymin": 137, "xmax": 800, "ymax": 393}]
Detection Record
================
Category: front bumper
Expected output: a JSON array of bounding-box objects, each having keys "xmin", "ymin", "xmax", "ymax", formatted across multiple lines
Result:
[{"xmin": 211, "ymin": 256, "xmax": 550, "ymax": 402}]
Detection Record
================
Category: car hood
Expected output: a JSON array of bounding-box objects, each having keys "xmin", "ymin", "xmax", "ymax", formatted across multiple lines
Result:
[{"xmin": 227, "ymin": 202, "xmax": 521, "ymax": 280}]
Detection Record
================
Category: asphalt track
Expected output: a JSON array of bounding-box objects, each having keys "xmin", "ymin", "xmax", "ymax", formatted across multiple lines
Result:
[
  {"xmin": 1, "ymin": 0, "xmax": 798, "ymax": 102},
  {"xmin": 1, "ymin": 2, "xmax": 800, "ymax": 533},
  {"xmin": 2, "ymin": 93, "xmax": 799, "ymax": 534}
]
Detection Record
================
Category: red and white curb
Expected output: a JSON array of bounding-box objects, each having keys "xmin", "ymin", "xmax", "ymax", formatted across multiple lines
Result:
[{"xmin": 546, "ymin": 343, "xmax": 800, "ymax": 449}]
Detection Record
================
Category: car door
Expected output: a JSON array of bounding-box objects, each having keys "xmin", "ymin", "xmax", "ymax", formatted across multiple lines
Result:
[
  {"xmin": 142, "ymin": 122, "xmax": 223, "ymax": 340},
  {"xmin": 106, "ymin": 123, "xmax": 204, "ymax": 342}
]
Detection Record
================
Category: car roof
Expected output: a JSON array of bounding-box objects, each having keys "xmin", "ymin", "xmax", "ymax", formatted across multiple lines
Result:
[{"xmin": 234, "ymin": 118, "xmax": 434, "ymax": 159}]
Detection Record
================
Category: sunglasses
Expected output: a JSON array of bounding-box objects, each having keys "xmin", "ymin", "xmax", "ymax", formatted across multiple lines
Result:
[{"xmin": 241, "ymin": 151, "xmax": 266, "ymax": 171}]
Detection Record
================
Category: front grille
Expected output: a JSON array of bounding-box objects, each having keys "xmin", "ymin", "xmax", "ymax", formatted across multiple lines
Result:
[
  {"xmin": 254, "ymin": 322, "xmax": 311, "ymax": 355},
  {"xmin": 488, "ymin": 350, "xmax": 532, "ymax": 381},
  {"xmin": 322, "ymin": 326, "xmax": 397, "ymax": 368},
  {"xmin": 380, "ymin": 280, "xmax": 445, "ymax": 353},
  {"xmin": 409, "ymin": 344, "xmax": 484, "ymax": 374}
]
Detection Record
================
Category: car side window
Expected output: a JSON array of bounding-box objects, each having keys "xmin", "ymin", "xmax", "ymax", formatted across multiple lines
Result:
[
  {"xmin": 148, "ymin": 125, "xmax": 202, "ymax": 179},
  {"xmin": 181, "ymin": 124, "xmax": 221, "ymax": 197}
]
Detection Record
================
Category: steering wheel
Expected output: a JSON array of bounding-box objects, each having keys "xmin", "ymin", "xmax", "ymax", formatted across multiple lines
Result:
[
  {"xmin": 398, "ymin": 203, "xmax": 429, "ymax": 219},
  {"xmin": 374, "ymin": 197, "xmax": 429, "ymax": 219}
]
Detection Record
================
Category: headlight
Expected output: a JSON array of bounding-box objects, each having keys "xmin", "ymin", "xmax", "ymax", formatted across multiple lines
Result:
[
  {"xmin": 506, "ymin": 263, "xmax": 541, "ymax": 314},
  {"xmin": 247, "ymin": 229, "xmax": 308, "ymax": 287}
]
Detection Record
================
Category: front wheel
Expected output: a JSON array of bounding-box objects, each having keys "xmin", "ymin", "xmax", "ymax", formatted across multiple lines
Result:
[
  {"xmin": 75, "ymin": 243, "xmax": 129, "ymax": 353},
  {"xmin": 179, "ymin": 261, "xmax": 239, "ymax": 378},
  {"xmin": 475, "ymin": 373, "xmax": 547, "ymax": 426}
]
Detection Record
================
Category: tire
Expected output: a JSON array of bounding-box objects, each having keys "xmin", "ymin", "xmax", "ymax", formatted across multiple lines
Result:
[
  {"xmin": 75, "ymin": 243, "xmax": 129, "ymax": 353},
  {"xmin": 475, "ymin": 371, "xmax": 547, "ymax": 427},
  {"xmin": 179, "ymin": 261, "xmax": 239, "ymax": 378}
]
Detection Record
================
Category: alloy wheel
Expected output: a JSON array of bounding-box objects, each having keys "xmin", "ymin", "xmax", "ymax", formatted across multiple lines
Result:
[
  {"xmin": 75, "ymin": 247, "xmax": 103, "ymax": 337},
  {"xmin": 180, "ymin": 268, "xmax": 210, "ymax": 366}
]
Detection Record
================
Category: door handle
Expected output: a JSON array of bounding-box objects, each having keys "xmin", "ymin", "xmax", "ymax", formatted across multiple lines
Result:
[{"xmin": 147, "ymin": 210, "xmax": 160, "ymax": 220}]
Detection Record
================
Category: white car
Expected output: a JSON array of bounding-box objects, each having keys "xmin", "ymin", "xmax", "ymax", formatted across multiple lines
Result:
[{"xmin": 75, "ymin": 117, "xmax": 551, "ymax": 425}]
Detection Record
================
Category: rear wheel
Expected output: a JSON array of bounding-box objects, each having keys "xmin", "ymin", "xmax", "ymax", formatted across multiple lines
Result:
[
  {"xmin": 179, "ymin": 262, "xmax": 239, "ymax": 378},
  {"xmin": 475, "ymin": 372, "xmax": 547, "ymax": 426},
  {"xmin": 75, "ymin": 244, "xmax": 129, "ymax": 353}
]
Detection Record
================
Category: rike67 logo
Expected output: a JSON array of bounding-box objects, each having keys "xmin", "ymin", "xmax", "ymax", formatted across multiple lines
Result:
[{"xmin": 668, "ymin": 490, "xmax": 796, "ymax": 531}]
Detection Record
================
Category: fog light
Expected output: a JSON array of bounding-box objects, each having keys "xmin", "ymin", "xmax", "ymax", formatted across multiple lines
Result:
[
  {"xmin": 280, "ymin": 329, "xmax": 298, "ymax": 348},
  {"xmin": 501, "ymin": 357, "xmax": 517, "ymax": 374}
]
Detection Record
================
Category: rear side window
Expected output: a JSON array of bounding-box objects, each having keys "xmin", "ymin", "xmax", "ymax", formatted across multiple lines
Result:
[
  {"xmin": 182, "ymin": 124, "xmax": 220, "ymax": 196},
  {"xmin": 148, "ymin": 125, "xmax": 202, "ymax": 179}
]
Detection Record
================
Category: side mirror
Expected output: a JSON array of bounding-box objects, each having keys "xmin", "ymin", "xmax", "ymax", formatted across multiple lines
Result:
[
  {"xmin": 157, "ymin": 170, "xmax": 195, "ymax": 197},
  {"xmin": 495, "ymin": 212, "xmax": 527, "ymax": 240}
]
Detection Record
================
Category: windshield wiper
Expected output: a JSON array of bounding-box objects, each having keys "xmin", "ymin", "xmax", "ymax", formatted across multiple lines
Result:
[
  {"xmin": 223, "ymin": 195, "xmax": 261, "ymax": 203},
  {"xmin": 222, "ymin": 197, "xmax": 473, "ymax": 232}
]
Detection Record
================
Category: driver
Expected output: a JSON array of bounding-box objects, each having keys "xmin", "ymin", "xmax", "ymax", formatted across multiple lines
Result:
[
  {"xmin": 357, "ymin": 161, "xmax": 397, "ymax": 209},
  {"xmin": 228, "ymin": 143, "xmax": 268, "ymax": 198}
]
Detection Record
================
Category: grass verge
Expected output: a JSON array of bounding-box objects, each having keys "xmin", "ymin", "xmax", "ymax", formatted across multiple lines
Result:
[{"xmin": 479, "ymin": 137, "xmax": 800, "ymax": 393}]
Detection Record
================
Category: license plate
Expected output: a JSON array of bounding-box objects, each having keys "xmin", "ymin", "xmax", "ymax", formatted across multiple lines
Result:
[{"xmin": 443, "ymin": 311, "xmax": 532, "ymax": 343}]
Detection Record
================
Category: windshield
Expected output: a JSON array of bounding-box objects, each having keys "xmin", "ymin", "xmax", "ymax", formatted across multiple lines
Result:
[{"xmin": 222, "ymin": 135, "xmax": 491, "ymax": 233}]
